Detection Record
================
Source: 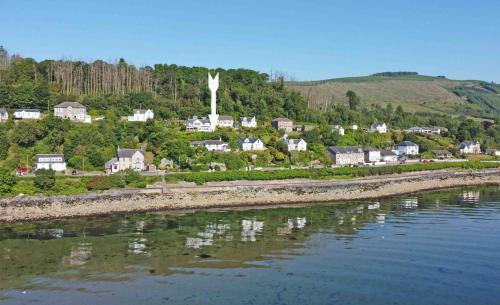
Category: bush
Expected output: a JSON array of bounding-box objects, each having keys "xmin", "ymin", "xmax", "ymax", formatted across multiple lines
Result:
[
  {"xmin": 86, "ymin": 176, "xmax": 113, "ymax": 191},
  {"xmin": 108, "ymin": 173, "xmax": 126, "ymax": 188},
  {"xmin": 0, "ymin": 169, "xmax": 17, "ymax": 194},
  {"xmin": 124, "ymin": 170, "xmax": 144, "ymax": 186},
  {"xmin": 34, "ymin": 169, "xmax": 56, "ymax": 190}
]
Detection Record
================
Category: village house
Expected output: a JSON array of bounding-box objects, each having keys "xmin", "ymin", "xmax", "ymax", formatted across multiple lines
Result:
[
  {"xmin": 283, "ymin": 135, "xmax": 307, "ymax": 151},
  {"xmin": 54, "ymin": 102, "xmax": 91, "ymax": 123},
  {"xmin": 327, "ymin": 146, "xmax": 365, "ymax": 166},
  {"xmin": 185, "ymin": 116, "xmax": 212, "ymax": 132},
  {"xmin": 459, "ymin": 140, "xmax": 481, "ymax": 154},
  {"xmin": 272, "ymin": 118, "xmax": 293, "ymax": 132},
  {"xmin": 364, "ymin": 148, "xmax": 381, "ymax": 163},
  {"xmin": 240, "ymin": 137, "xmax": 265, "ymax": 151},
  {"xmin": 485, "ymin": 149, "xmax": 500, "ymax": 156},
  {"xmin": 405, "ymin": 126, "xmax": 441, "ymax": 135},
  {"xmin": 370, "ymin": 123, "xmax": 387, "ymax": 133},
  {"xmin": 105, "ymin": 148, "xmax": 145, "ymax": 174},
  {"xmin": 240, "ymin": 116, "xmax": 257, "ymax": 128},
  {"xmin": 124, "ymin": 109, "xmax": 154, "ymax": 122},
  {"xmin": 350, "ymin": 124, "xmax": 358, "ymax": 130},
  {"xmin": 13, "ymin": 109, "xmax": 41, "ymax": 120},
  {"xmin": 0, "ymin": 108, "xmax": 8, "ymax": 122},
  {"xmin": 191, "ymin": 139, "xmax": 231, "ymax": 152},
  {"xmin": 395, "ymin": 141, "xmax": 419, "ymax": 155},
  {"xmin": 432, "ymin": 150, "xmax": 453, "ymax": 159},
  {"xmin": 331, "ymin": 125, "xmax": 345, "ymax": 136},
  {"xmin": 380, "ymin": 150, "xmax": 398, "ymax": 163},
  {"xmin": 217, "ymin": 115, "xmax": 234, "ymax": 128},
  {"xmin": 34, "ymin": 154, "xmax": 67, "ymax": 172}
]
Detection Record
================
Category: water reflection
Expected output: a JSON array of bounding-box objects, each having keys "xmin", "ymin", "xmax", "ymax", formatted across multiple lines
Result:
[
  {"xmin": 0, "ymin": 186, "xmax": 499, "ymax": 305},
  {"xmin": 459, "ymin": 191, "xmax": 481, "ymax": 203}
]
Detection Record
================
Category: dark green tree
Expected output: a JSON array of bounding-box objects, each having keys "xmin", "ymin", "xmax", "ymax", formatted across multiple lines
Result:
[{"xmin": 34, "ymin": 169, "xmax": 56, "ymax": 190}]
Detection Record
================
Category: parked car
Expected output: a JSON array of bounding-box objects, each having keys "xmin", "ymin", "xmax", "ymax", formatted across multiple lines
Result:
[{"xmin": 16, "ymin": 167, "xmax": 28, "ymax": 176}]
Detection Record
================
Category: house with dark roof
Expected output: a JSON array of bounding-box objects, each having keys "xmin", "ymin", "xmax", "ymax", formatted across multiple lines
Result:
[
  {"xmin": 34, "ymin": 154, "xmax": 66, "ymax": 172},
  {"xmin": 105, "ymin": 148, "xmax": 145, "ymax": 174},
  {"xmin": 459, "ymin": 141, "xmax": 481, "ymax": 154},
  {"xmin": 380, "ymin": 150, "xmax": 398, "ymax": 163},
  {"xmin": 241, "ymin": 116, "xmax": 257, "ymax": 128},
  {"xmin": 327, "ymin": 146, "xmax": 365, "ymax": 165},
  {"xmin": 185, "ymin": 116, "xmax": 212, "ymax": 132},
  {"xmin": 283, "ymin": 135, "xmax": 307, "ymax": 151},
  {"xmin": 13, "ymin": 109, "xmax": 41, "ymax": 120},
  {"xmin": 240, "ymin": 138, "xmax": 265, "ymax": 151},
  {"xmin": 432, "ymin": 150, "xmax": 453, "ymax": 159},
  {"xmin": 395, "ymin": 141, "xmax": 419, "ymax": 155},
  {"xmin": 191, "ymin": 139, "xmax": 231, "ymax": 152},
  {"xmin": 54, "ymin": 102, "xmax": 91, "ymax": 123},
  {"xmin": 369, "ymin": 123, "xmax": 387, "ymax": 133},
  {"xmin": 216, "ymin": 115, "xmax": 234, "ymax": 128},
  {"xmin": 363, "ymin": 148, "xmax": 381, "ymax": 163}
]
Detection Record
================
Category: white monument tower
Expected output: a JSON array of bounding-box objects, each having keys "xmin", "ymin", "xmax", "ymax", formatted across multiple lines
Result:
[{"xmin": 208, "ymin": 72, "xmax": 219, "ymax": 131}]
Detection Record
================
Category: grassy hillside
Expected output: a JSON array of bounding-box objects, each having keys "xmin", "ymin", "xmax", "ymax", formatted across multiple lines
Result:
[{"xmin": 288, "ymin": 73, "xmax": 500, "ymax": 118}]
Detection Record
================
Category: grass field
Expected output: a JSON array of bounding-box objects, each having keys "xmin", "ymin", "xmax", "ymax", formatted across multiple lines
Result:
[{"xmin": 288, "ymin": 74, "xmax": 499, "ymax": 118}]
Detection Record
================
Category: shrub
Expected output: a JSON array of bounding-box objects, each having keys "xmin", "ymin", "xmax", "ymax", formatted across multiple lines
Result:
[
  {"xmin": 0, "ymin": 169, "xmax": 17, "ymax": 194},
  {"xmin": 86, "ymin": 176, "xmax": 113, "ymax": 191},
  {"xmin": 34, "ymin": 169, "xmax": 56, "ymax": 190},
  {"xmin": 108, "ymin": 173, "xmax": 126, "ymax": 188}
]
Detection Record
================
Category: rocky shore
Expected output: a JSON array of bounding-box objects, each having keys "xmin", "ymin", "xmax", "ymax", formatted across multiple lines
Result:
[{"xmin": 1, "ymin": 168, "xmax": 499, "ymax": 223}]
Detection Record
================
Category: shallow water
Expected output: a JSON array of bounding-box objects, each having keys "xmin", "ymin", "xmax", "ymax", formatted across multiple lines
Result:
[{"xmin": 1, "ymin": 186, "xmax": 499, "ymax": 305}]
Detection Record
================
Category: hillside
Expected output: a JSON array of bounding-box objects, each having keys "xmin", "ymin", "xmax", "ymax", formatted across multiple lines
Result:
[{"xmin": 288, "ymin": 73, "xmax": 500, "ymax": 119}]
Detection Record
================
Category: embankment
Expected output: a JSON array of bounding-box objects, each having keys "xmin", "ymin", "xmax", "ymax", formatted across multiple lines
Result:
[{"xmin": 1, "ymin": 169, "xmax": 499, "ymax": 223}]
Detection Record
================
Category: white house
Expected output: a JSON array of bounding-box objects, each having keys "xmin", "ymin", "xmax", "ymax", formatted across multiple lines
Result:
[
  {"xmin": 185, "ymin": 116, "xmax": 213, "ymax": 132},
  {"xmin": 485, "ymin": 149, "xmax": 500, "ymax": 156},
  {"xmin": 240, "ymin": 138, "xmax": 265, "ymax": 151},
  {"xmin": 35, "ymin": 154, "xmax": 67, "ymax": 172},
  {"xmin": 241, "ymin": 116, "xmax": 257, "ymax": 128},
  {"xmin": 283, "ymin": 135, "xmax": 307, "ymax": 151},
  {"xmin": 380, "ymin": 150, "xmax": 398, "ymax": 163},
  {"xmin": 370, "ymin": 123, "xmax": 387, "ymax": 133},
  {"xmin": 396, "ymin": 141, "xmax": 419, "ymax": 155},
  {"xmin": 125, "ymin": 109, "xmax": 154, "ymax": 122},
  {"xmin": 350, "ymin": 124, "xmax": 358, "ymax": 130},
  {"xmin": 405, "ymin": 126, "xmax": 441, "ymax": 135},
  {"xmin": 191, "ymin": 140, "xmax": 231, "ymax": 152},
  {"xmin": 105, "ymin": 148, "xmax": 145, "ymax": 174},
  {"xmin": 459, "ymin": 141, "xmax": 481, "ymax": 154},
  {"xmin": 364, "ymin": 148, "xmax": 381, "ymax": 163},
  {"xmin": 54, "ymin": 102, "xmax": 91, "ymax": 123},
  {"xmin": 0, "ymin": 108, "xmax": 8, "ymax": 122},
  {"xmin": 217, "ymin": 115, "xmax": 234, "ymax": 128},
  {"xmin": 13, "ymin": 109, "xmax": 41, "ymax": 120},
  {"xmin": 331, "ymin": 125, "xmax": 345, "ymax": 136}
]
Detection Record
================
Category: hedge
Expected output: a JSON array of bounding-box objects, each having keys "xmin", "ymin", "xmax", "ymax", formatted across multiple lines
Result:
[{"xmin": 165, "ymin": 161, "xmax": 499, "ymax": 185}]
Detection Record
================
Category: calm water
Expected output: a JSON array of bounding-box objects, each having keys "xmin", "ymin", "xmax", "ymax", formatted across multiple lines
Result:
[{"xmin": 1, "ymin": 187, "xmax": 500, "ymax": 305}]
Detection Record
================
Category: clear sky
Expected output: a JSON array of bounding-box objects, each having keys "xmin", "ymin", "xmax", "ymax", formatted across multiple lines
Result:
[{"xmin": 1, "ymin": 0, "xmax": 499, "ymax": 82}]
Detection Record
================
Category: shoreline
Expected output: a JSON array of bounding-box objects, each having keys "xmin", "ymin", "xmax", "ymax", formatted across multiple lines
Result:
[{"xmin": 1, "ymin": 169, "xmax": 499, "ymax": 223}]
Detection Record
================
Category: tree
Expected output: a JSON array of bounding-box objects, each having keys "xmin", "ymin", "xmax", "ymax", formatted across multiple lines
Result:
[
  {"xmin": 34, "ymin": 169, "xmax": 56, "ymax": 190},
  {"xmin": 0, "ymin": 169, "xmax": 16, "ymax": 194},
  {"xmin": 346, "ymin": 90, "xmax": 360, "ymax": 110}
]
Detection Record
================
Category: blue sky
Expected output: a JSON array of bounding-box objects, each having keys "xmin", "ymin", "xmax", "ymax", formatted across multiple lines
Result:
[{"xmin": 1, "ymin": 0, "xmax": 499, "ymax": 82}]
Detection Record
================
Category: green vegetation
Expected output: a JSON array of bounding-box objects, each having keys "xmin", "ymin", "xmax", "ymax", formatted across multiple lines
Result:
[
  {"xmin": 0, "ymin": 169, "xmax": 16, "ymax": 194},
  {"xmin": 289, "ymin": 73, "xmax": 500, "ymax": 118},
  {"xmin": 33, "ymin": 169, "xmax": 56, "ymax": 190},
  {"xmin": 0, "ymin": 49, "xmax": 499, "ymax": 198},
  {"xmin": 166, "ymin": 162, "xmax": 500, "ymax": 185}
]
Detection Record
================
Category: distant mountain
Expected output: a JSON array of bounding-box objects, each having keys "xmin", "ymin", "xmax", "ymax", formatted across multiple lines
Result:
[{"xmin": 288, "ymin": 73, "xmax": 500, "ymax": 119}]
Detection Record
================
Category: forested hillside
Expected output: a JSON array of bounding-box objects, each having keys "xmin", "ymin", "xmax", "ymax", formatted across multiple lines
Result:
[{"xmin": 0, "ymin": 47, "xmax": 498, "ymax": 179}]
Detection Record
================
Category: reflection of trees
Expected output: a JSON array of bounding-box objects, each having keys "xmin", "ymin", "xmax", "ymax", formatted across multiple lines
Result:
[{"xmin": 0, "ymin": 187, "xmax": 496, "ymax": 290}]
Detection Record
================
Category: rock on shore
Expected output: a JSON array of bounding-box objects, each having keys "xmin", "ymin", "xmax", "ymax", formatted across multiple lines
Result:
[{"xmin": 1, "ymin": 169, "xmax": 499, "ymax": 223}]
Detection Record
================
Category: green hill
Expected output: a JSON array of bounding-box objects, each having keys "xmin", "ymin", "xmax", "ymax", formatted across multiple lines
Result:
[{"xmin": 288, "ymin": 73, "xmax": 500, "ymax": 119}]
